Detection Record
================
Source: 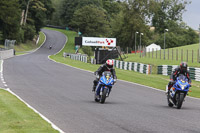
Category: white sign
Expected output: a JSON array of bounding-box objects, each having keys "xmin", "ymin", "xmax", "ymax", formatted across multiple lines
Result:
[{"xmin": 82, "ymin": 37, "xmax": 116, "ymax": 47}]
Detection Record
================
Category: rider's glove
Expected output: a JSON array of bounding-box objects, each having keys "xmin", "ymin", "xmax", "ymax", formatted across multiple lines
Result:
[
  {"xmin": 169, "ymin": 79, "xmax": 175, "ymax": 84},
  {"xmin": 94, "ymin": 71, "xmax": 99, "ymax": 75},
  {"xmin": 189, "ymin": 83, "xmax": 192, "ymax": 87}
]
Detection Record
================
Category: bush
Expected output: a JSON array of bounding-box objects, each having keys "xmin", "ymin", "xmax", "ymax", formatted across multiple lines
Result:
[
  {"xmin": 81, "ymin": 46, "xmax": 93, "ymax": 56},
  {"xmin": 16, "ymin": 29, "xmax": 25, "ymax": 44},
  {"xmin": 23, "ymin": 24, "xmax": 36, "ymax": 41},
  {"xmin": 0, "ymin": 31, "xmax": 3, "ymax": 44}
]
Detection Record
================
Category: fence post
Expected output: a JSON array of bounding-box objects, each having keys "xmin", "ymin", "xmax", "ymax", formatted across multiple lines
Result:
[
  {"xmin": 152, "ymin": 48, "xmax": 154, "ymax": 58},
  {"xmin": 181, "ymin": 49, "xmax": 183, "ymax": 61},
  {"xmin": 172, "ymin": 49, "xmax": 173, "ymax": 60},
  {"xmin": 168, "ymin": 49, "xmax": 169, "ymax": 60},
  {"xmin": 192, "ymin": 50, "xmax": 194, "ymax": 63},
  {"xmin": 160, "ymin": 49, "xmax": 161, "ymax": 59},
  {"xmin": 156, "ymin": 48, "xmax": 157, "ymax": 59},
  {"xmin": 198, "ymin": 49, "xmax": 199, "ymax": 63},
  {"xmin": 149, "ymin": 48, "xmax": 150, "ymax": 58},
  {"xmin": 187, "ymin": 49, "xmax": 188, "ymax": 62}
]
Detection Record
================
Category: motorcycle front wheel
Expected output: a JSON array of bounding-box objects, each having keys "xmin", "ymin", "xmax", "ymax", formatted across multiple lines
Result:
[
  {"xmin": 176, "ymin": 93, "xmax": 184, "ymax": 109},
  {"xmin": 100, "ymin": 88, "xmax": 107, "ymax": 104}
]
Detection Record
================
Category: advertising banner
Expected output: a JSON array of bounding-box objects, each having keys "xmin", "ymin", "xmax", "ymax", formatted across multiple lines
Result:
[{"xmin": 82, "ymin": 37, "xmax": 116, "ymax": 47}]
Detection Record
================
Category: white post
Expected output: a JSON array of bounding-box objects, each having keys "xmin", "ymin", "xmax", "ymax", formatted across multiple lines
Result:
[
  {"xmin": 164, "ymin": 29, "xmax": 168, "ymax": 60},
  {"xmin": 140, "ymin": 33, "xmax": 143, "ymax": 58},
  {"xmin": 199, "ymin": 24, "xmax": 200, "ymax": 62},
  {"xmin": 135, "ymin": 31, "xmax": 138, "ymax": 54}
]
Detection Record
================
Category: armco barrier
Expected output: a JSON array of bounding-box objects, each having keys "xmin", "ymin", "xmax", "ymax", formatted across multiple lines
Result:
[
  {"xmin": 65, "ymin": 53, "xmax": 152, "ymax": 75},
  {"xmin": 157, "ymin": 65, "xmax": 200, "ymax": 81},
  {"xmin": 0, "ymin": 49, "xmax": 14, "ymax": 60},
  {"xmin": 66, "ymin": 53, "xmax": 88, "ymax": 63},
  {"xmin": 113, "ymin": 60, "xmax": 152, "ymax": 74}
]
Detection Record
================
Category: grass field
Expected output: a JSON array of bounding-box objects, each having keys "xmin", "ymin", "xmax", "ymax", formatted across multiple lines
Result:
[
  {"xmin": 124, "ymin": 43, "xmax": 200, "ymax": 68},
  {"xmin": 48, "ymin": 27, "xmax": 200, "ymax": 98},
  {"xmin": 0, "ymin": 89, "xmax": 58, "ymax": 132},
  {"xmin": 14, "ymin": 32, "xmax": 45, "ymax": 55},
  {"xmin": 0, "ymin": 31, "xmax": 59, "ymax": 132}
]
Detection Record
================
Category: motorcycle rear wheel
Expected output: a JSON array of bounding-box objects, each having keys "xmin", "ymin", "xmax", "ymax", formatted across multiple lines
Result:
[
  {"xmin": 94, "ymin": 93, "xmax": 99, "ymax": 102},
  {"xmin": 167, "ymin": 92, "xmax": 173, "ymax": 107}
]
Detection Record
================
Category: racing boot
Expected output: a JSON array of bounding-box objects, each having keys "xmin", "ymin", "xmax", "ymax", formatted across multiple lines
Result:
[{"xmin": 92, "ymin": 85, "xmax": 96, "ymax": 92}]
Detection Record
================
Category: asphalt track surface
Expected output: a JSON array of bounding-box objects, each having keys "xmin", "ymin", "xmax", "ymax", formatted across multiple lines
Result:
[{"xmin": 3, "ymin": 29, "xmax": 200, "ymax": 133}]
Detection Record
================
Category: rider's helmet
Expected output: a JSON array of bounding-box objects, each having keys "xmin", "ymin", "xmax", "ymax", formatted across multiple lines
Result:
[
  {"xmin": 106, "ymin": 59, "xmax": 114, "ymax": 70},
  {"xmin": 180, "ymin": 62, "xmax": 188, "ymax": 72}
]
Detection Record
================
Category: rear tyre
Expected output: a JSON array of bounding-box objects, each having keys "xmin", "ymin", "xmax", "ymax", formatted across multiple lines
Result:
[
  {"xmin": 167, "ymin": 92, "xmax": 173, "ymax": 107},
  {"xmin": 94, "ymin": 93, "xmax": 99, "ymax": 102},
  {"xmin": 95, "ymin": 98, "xmax": 99, "ymax": 102}
]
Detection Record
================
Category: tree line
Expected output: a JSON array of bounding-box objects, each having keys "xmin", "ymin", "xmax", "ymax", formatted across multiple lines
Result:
[
  {"xmin": 0, "ymin": 0, "xmax": 54, "ymax": 44},
  {"xmin": 50, "ymin": 0, "xmax": 198, "ymax": 50},
  {"xmin": 0, "ymin": 0, "xmax": 198, "ymax": 49}
]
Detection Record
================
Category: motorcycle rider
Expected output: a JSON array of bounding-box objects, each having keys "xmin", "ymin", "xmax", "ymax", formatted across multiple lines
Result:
[
  {"xmin": 92, "ymin": 59, "xmax": 117, "ymax": 92},
  {"xmin": 168, "ymin": 62, "xmax": 191, "ymax": 91}
]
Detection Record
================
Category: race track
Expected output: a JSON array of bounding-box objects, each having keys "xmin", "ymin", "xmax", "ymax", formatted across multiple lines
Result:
[{"xmin": 3, "ymin": 29, "xmax": 200, "ymax": 133}]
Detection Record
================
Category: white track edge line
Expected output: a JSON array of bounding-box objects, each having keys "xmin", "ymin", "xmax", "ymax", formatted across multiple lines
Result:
[
  {"xmin": 1, "ymin": 39, "xmax": 65, "ymax": 133},
  {"xmin": 4, "ymin": 88, "xmax": 65, "ymax": 133},
  {"xmin": 54, "ymin": 32, "xmax": 68, "ymax": 55},
  {"xmin": 48, "ymin": 57, "xmax": 200, "ymax": 101},
  {"xmin": 15, "ymin": 32, "xmax": 46, "ymax": 57}
]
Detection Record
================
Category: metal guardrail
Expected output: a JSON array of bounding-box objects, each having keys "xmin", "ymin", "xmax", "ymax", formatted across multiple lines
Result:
[
  {"xmin": 64, "ymin": 52, "xmax": 152, "ymax": 75},
  {"xmin": 157, "ymin": 65, "xmax": 200, "ymax": 81},
  {"xmin": 63, "ymin": 52, "xmax": 88, "ymax": 63},
  {"xmin": 0, "ymin": 49, "xmax": 14, "ymax": 60},
  {"xmin": 113, "ymin": 60, "xmax": 152, "ymax": 74}
]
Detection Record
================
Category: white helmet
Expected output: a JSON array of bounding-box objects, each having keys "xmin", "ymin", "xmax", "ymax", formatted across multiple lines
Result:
[{"xmin": 106, "ymin": 59, "xmax": 114, "ymax": 70}]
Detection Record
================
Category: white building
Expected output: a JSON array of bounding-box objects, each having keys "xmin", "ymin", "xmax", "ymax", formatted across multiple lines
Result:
[{"xmin": 146, "ymin": 43, "xmax": 161, "ymax": 52}]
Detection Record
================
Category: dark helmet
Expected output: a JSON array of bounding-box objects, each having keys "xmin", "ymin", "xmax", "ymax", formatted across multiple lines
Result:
[
  {"xmin": 106, "ymin": 59, "xmax": 114, "ymax": 70},
  {"xmin": 180, "ymin": 62, "xmax": 188, "ymax": 71}
]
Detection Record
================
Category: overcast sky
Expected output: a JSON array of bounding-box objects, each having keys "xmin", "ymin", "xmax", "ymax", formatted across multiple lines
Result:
[{"xmin": 182, "ymin": 0, "xmax": 200, "ymax": 30}]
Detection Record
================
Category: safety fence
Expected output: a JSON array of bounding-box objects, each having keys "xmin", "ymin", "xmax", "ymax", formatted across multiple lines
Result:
[
  {"xmin": 63, "ymin": 53, "xmax": 88, "ymax": 63},
  {"xmin": 63, "ymin": 52, "xmax": 152, "ymax": 75},
  {"xmin": 90, "ymin": 57, "xmax": 152, "ymax": 74},
  {"xmin": 113, "ymin": 60, "xmax": 152, "ymax": 74},
  {"xmin": 0, "ymin": 49, "xmax": 14, "ymax": 60},
  {"xmin": 157, "ymin": 65, "xmax": 200, "ymax": 81}
]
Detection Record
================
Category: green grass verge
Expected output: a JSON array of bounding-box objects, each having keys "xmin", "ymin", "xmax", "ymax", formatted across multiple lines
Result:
[
  {"xmin": 0, "ymin": 32, "xmax": 58, "ymax": 132},
  {"xmin": 0, "ymin": 89, "xmax": 58, "ymax": 133},
  {"xmin": 123, "ymin": 43, "xmax": 200, "ymax": 68},
  {"xmin": 14, "ymin": 32, "xmax": 45, "ymax": 55},
  {"xmin": 44, "ymin": 27, "xmax": 84, "ymax": 54},
  {"xmin": 48, "ymin": 27, "xmax": 200, "ymax": 98}
]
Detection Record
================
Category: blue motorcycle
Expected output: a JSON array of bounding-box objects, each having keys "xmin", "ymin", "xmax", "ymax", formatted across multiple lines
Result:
[
  {"xmin": 94, "ymin": 71, "xmax": 115, "ymax": 103},
  {"xmin": 167, "ymin": 74, "xmax": 191, "ymax": 109}
]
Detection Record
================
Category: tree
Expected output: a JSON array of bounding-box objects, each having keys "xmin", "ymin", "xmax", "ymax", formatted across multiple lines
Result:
[
  {"xmin": 59, "ymin": 0, "xmax": 102, "ymax": 27},
  {"xmin": 18, "ymin": 0, "xmax": 54, "ymax": 42},
  {"xmin": 71, "ymin": 5, "xmax": 109, "ymax": 37},
  {"xmin": 0, "ymin": 0, "xmax": 21, "ymax": 42},
  {"xmin": 109, "ymin": 0, "xmax": 153, "ymax": 49},
  {"xmin": 152, "ymin": 0, "xmax": 191, "ymax": 33}
]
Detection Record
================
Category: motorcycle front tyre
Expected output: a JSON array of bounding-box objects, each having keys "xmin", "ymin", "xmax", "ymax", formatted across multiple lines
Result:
[
  {"xmin": 176, "ymin": 93, "xmax": 184, "ymax": 109},
  {"xmin": 100, "ymin": 89, "xmax": 107, "ymax": 104}
]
